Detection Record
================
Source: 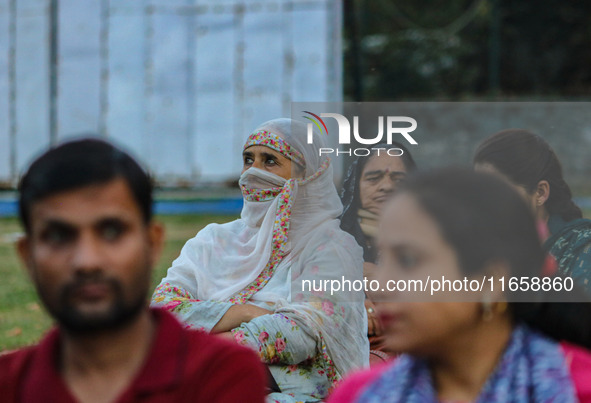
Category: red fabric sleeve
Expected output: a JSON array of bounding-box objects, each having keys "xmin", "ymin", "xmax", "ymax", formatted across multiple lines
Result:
[
  {"xmin": 327, "ymin": 362, "xmax": 392, "ymax": 403},
  {"xmin": 0, "ymin": 348, "xmax": 35, "ymax": 403},
  {"xmin": 561, "ymin": 342, "xmax": 591, "ymax": 403},
  {"xmin": 183, "ymin": 332, "xmax": 267, "ymax": 403},
  {"xmin": 200, "ymin": 348, "xmax": 267, "ymax": 403}
]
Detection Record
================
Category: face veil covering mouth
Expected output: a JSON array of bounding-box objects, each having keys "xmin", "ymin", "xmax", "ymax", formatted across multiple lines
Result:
[
  {"xmin": 239, "ymin": 167, "xmax": 287, "ymax": 200},
  {"xmin": 232, "ymin": 151, "xmax": 329, "ymax": 304},
  {"xmin": 239, "ymin": 167, "xmax": 287, "ymax": 227}
]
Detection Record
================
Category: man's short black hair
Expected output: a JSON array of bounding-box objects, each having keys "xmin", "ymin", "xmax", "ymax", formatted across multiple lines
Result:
[{"xmin": 19, "ymin": 138, "xmax": 153, "ymax": 232}]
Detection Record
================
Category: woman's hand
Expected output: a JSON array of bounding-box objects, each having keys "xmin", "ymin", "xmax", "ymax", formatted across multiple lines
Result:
[
  {"xmin": 365, "ymin": 299, "xmax": 382, "ymax": 337},
  {"xmin": 363, "ymin": 262, "xmax": 382, "ymax": 337},
  {"xmin": 211, "ymin": 304, "xmax": 273, "ymax": 333},
  {"xmin": 217, "ymin": 331, "xmax": 238, "ymax": 341},
  {"xmin": 363, "ymin": 262, "xmax": 378, "ymax": 279}
]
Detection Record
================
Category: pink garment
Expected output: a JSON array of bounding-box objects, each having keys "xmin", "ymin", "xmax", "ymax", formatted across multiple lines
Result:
[
  {"xmin": 328, "ymin": 343, "xmax": 591, "ymax": 403},
  {"xmin": 562, "ymin": 342, "xmax": 591, "ymax": 402}
]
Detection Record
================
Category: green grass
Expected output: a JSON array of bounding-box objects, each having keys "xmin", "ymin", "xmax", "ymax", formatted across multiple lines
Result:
[{"xmin": 0, "ymin": 214, "xmax": 237, "ymax": 352}]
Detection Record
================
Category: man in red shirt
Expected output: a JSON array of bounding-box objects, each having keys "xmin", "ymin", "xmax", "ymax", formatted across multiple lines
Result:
[{"xmin": 0, "ymin": 139, "xmax": 266, "ymax": 403}]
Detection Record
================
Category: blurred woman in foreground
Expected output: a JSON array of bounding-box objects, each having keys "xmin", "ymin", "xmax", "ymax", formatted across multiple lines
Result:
[
  {"xmin": 474, "ymin": 129, "xmax": 591, "ymax": 295},
  {"xmin": 329, "ymin": 168, "xmax": 591, "ymax": 403}
]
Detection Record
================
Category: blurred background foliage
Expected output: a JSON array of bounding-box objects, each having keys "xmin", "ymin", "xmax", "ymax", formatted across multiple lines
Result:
[{"xmin": 343, "ymin": 0, "xmax": 591, "ymax": 100}]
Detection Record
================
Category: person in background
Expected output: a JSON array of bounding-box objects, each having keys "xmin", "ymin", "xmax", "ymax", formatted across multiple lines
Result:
[
  {"xmin": 474, "ymin": 129, "xmax": 591, "ymax": 295},
  {"xmin": 329, "ymin": 168, "xmax": 591, "ymax": 403},
  {"xmin": 0, "ymin": 139, "xmax": 266, "ymax": 403},
  {"xmin": 339, "ymin": 142, "xmax": 417, "ymax": 362},
  {"xmin": 152, "ymin": 119, "xmax": 368, "ymax": 403}
]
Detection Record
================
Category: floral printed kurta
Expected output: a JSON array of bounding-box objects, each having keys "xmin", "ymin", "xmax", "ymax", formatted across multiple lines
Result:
[
  {"xmin": 151, "ymin": 229, "xmax": 367, "ymax": 403},
  {"xmin": 153, "ymin": 284, "xmax": 336, "ymax": 402}
]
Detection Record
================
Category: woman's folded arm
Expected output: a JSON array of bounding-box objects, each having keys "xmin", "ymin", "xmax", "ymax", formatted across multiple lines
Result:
[
  {"xmin": 151, "ymin": 282, "xmax": 233, "ymax": 332},
  {"xmin": 231, "ymin": 312, "xmax": 318, "ymax": 365}
]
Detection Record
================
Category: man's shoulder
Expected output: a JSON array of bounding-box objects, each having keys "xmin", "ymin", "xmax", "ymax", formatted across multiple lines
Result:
[
  {"xmin": 181, "ymin": 330, "xmax": 267, "ymax": 401},
  {"xmin": 0, "ymin": 347, "xmax": 36, "ymax": 374},
  {"xmin": 0, "ymin": 346, "xmax": 37, "ymax": 397},
  {"xmin": 152, "ymin": 310, "xmax": 266, "ymax": 400},
  {"xmin": 154, "ymin": 308, "xmax": 261, "ymax": 368},
  {"xmin": 182, "ymin": 325, "xmax": 261, "ymax": 366}
]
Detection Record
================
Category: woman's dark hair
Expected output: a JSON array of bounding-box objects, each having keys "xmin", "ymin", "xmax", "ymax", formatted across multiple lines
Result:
[
  {"xmin": 19, "ymin": 137, "xmax": 153, "ymax": 233},
  {"xmin": 340, "ymin": 142, "xmax": 417, "ymax": 262},
  {"xmin": 473, "ymin": 129, "xmax": 582, "ymax": 222},
  {"xmin": 399, "ymin": 167, "xmax": 591, "ymax": 348},
  {"xmin": 402, "ymin": 167, "xmax": 543, "ymax": 280}
]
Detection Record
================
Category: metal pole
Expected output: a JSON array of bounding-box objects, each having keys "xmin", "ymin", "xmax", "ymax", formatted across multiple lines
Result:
[
  {"xmin": 488, "ymin": 0, "xmax": 500, "ymax": 96},
  {"xmin": 49, "ymin": 0, "xmax": 59, "ymax": 144},
  {"xmin": 99, "ymin": 0, "xmax": 110, "ymax": 137},
  {"xmin": 8, "ymin": 0, "xmax": 17, "ymax": 184},
  {"xmin": 345, "ymin": 0, "xmax": 364, "ymax": 101}
]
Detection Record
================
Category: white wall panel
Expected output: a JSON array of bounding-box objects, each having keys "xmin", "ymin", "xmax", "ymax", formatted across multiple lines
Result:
[
  {"xmin": 57, "ymin": 0, "xmax": 102, "ymax": 138},
  {"xmin": 107, "ymin": 2, "xmax": 145, "ymax": 156},
  {"xmin": 15, "ymin": 0, "xmax": 50, "ymax": 172},
  {"xmin": 193, "ymin": 10, "xmax": 238, "ymax": 180},
  {"xmin": 1, "ymin": 0, "xmax": 342, "ymax": 184},
  {"xmin": 0, "ymin": 0, "xmax": 11, "ymax": 182}
]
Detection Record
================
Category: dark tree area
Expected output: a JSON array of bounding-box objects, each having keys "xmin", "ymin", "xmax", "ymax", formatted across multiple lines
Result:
[{"xmin": 343, "ymin": 0, "xmax": 591, "ymax": 100}]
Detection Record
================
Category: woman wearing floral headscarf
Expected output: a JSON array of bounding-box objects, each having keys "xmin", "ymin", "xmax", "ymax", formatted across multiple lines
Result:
[{"xmin": 152, "ymin": 118, "xmax": 369, "ymax": 402}]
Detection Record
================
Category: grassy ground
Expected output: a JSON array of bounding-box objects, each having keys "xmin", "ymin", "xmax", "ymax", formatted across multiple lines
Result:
[{"xmin": 0, "ymin": 214, "xmax": 237, "ymax": 352}]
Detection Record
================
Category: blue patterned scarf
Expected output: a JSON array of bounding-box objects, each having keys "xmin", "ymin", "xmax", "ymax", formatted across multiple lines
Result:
[
  {"xmin": 357, "ymin": 325, "xmax": 576, "ymax": 403},
  {"xmin": 544, "ymin": 215, "xmax": 591, "ymax": 296}
]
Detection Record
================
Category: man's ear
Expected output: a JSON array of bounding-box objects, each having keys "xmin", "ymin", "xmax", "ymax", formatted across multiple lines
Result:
[
  {"xmin": 535, "ymin": 180, "xmax": 550, "ymax": 207},
  {"xmin": 147, "ymin": 221, "xmax": 165, "ymax": 266},
  {"xmin": 16, "ymin": 235, "xmax": 34, "ymax": 278}
]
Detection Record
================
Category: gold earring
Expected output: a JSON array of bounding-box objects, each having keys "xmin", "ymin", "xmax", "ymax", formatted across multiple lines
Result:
[
  {"xmin": 482, "ymin": 300, "xmax": 494, "ymax": 322},
  {"xmin": 496, "ymin": 301, "xmax": 508, "ymax": 315}
]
